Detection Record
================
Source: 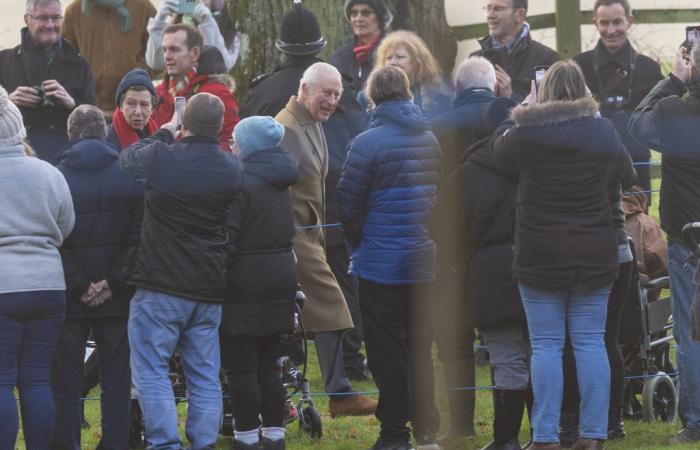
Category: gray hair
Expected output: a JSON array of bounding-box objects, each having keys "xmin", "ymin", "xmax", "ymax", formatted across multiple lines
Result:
[
  {"xmin": 67, "ymin": 105, "xmax": 107, "ymax": 141},
  {"xmin": 454, "ymin": 56, "xmax": 497, "ymax": 93},
  {"xmin": 297, "ymin": 62, "xmax": 343, "ymax": 97},
  {"xmin": 25, "ymin": 0, "xmax": 61, "ymax": 14}
]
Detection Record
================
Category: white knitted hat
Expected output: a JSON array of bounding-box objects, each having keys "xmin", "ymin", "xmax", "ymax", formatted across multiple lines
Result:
[{"xmin": 0, "ymin": 85, "xmax": 27, "ymax": 146}]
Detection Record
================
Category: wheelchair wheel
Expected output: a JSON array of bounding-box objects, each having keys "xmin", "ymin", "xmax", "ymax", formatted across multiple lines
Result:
[
  {"xmin": 642, "ymin": 373, "xmax": 677, "ymax": 422},
  {"xmin": 299, "ymin": 405, "xmax": 322, "ymax": 439}
]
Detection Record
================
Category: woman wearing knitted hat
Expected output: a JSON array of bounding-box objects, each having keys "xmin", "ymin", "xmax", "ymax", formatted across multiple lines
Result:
[
  {"xmin": 106, "ymin": 68, "xmax": 159, "ymax": 151},
  {"xmin": 0, "ymin": 85, "xmax": 76, "ymax": 449},
  {"xmin": 221, "ymin": 116, "xmax": 299, "ymax": 450}
]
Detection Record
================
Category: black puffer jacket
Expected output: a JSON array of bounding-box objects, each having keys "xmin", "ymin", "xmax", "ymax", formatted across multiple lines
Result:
[
  {"xmin": 120, "ymin": 130, "xmax": 243, "ymax": 302},
  {"xmin": 220, "ymin": 148, "xmax": 299, "ymax": 337},
  {"xmin": 492, "ymin": 97, "xmax": 633, "ymax": 290},
  {"xmin": 57, "ymin": 139, "xmax": 143, "ymax": 319},
  {"xmin": 628, "ymin": 75, "xmax": 700, "ymax": 243}
]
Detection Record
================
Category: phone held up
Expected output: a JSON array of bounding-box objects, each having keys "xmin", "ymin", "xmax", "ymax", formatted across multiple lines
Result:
[
  {"xmin": 174, "ymin": 96, "xmax": 186, "ymax": 130},
  {"xmin": 178, "ymin": 0, "xmax": 197, "ymax": 14},
  {"xmin": 684, "ymin": 26, "xmax": 700, "ymax": 54},
  {"xmin": 534, "ymin": 65, "xmax": 549, "ymax": 93}
]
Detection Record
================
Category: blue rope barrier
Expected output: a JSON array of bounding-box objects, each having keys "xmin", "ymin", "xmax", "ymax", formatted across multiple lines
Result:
[{"xmin": 295, "ymin": 223, "xmax": 341, "ymax": 230}]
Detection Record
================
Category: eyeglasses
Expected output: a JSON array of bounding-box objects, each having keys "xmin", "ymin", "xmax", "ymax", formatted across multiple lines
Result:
[
  {"xmin": 350, "ymin": 8, "xmax": 374, "ymax": 18},
  {"xmin": 483, "ymin": 5, "xmax": 513, "ymax": 14},
  {"xmin": 28, "ymin": 14, "xmax": 64, "ymax": 23}
]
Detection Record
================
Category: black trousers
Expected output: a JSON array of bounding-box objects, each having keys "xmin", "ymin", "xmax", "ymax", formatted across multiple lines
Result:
[
  {"xmin": 221, "ymin": 334, "xmax": 285, "ymax": 431},
  {"xmin": 562, "ymin": 260, "xmax": 634, "ymax": 414},
  {"xmin": 327, "ymin": 243, "xmax": 366, "ymax": 377},
  {"xmin": 359, "ymin": 278, "xmax": 440, "ymax": 442}
]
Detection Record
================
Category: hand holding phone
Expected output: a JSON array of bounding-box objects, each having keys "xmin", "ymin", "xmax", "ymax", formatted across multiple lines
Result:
[
  {"xmin": 178, "ymin": 0, "xmax": 197, "ymax": 14},
  {"xmin": 174, "ymin": 96, "xmax": 186, "ymax": 129}
]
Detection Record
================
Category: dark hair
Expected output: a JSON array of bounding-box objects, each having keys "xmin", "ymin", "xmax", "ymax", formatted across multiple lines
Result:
[
  {"xmin": 121, "ymin": 85, "xmax": 156, "ymax": 108},
  {"xmin": 366, "ymin": 66, "xmax": 412, "ymax": 106},
  {"xmin": 511, "ymin": 0, "xmax": 528, "ymax": 11},
  {"xmin": 163, "ymin": 23, "xmax": 204, "ymax": 51},
  {"xmin": 216, "ymin": 7, "xmax": 238, "ymax": 51},
  {"xmin": 593, "ymin": 0, "xmax": 632, "ymax": 17}
]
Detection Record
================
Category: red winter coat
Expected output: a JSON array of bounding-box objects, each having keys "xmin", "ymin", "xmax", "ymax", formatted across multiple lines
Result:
[{"xmin": 153, "ymin": 74, "xmax": 239, "ymax": 152}]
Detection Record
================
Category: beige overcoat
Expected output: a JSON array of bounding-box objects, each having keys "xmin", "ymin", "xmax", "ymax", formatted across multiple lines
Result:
[{"xmin": 275, "ymin": 97, "xmax": 354, "ymax": 332}]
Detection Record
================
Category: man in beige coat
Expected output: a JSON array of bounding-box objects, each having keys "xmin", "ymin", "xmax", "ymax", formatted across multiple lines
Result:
[{"xmin": 276, "ymin": 62, "xmax": 377, "ymax": 417}]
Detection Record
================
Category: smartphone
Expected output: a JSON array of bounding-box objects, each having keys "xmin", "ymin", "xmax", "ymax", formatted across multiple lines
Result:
[
  {"xmin": 534, "ymin": 65, "xmax": 549, "ymax": 92},
  {"xmin": 174, "ymin": 96, "xmax": 186, "ymax": 129},
  {"xmin": 178, "ymin": 0, "xmax": 197, "ymax": 14},
  {"xmin": 685, "ymin": 26, "xmax": 700, "ymax": 50}
]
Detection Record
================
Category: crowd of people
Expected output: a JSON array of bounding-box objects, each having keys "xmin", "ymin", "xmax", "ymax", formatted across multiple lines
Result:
[{"xmin": 1, "ymin": 0, "xmax": 700, "ymax": 450}]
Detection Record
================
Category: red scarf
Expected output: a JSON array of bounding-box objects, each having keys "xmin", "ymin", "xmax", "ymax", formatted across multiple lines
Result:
[
  {"xmin": 353, "ymin": 35, "xmax": 382, "ymax": 67},
  {"xmin": 168, "ymin": 68, "xmax": 198, "ymax": 97},
  {"xmin": 112, "ymin": 107, "xmax": 158, "ymax": 150}
]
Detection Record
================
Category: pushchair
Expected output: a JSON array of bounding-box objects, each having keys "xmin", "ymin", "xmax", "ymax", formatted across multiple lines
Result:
[
  {"xmin": 619, "ymin": 239, "xmax": 677, "ymax": 422},
  {"xmin": 126, "ymin": 290, "xmax": 322, "ymax": 448}
]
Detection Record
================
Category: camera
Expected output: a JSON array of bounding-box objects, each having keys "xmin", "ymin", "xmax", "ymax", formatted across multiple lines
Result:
[
  {"xmin": 602, "ymin": 95, "xmax": 627, "ymax": 111},
  {"xmin": 32, "ymin": 85, "xmax": 55, "ymax": 107}
]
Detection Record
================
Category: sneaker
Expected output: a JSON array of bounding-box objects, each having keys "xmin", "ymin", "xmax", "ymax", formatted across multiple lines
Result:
[
  {"xmin": 668, "ymin": 427, "xmax": 700, "ymax": 444},
  {"xmin": 261, "ymin": 437, "xmax": 286, "ymax": 449},
  {"xmin": 328, "ymin": 394, "xmax": 377, "ymax": 417},
  {"xmin": 231, "ymin": 440, "xmax": 259, "ymax": 450},
  {"xmin": 416, "ymin": 434, "xmax": 441, "ymax": 450},
  {"xmin": 282, "ymin": 399, "xmax": 298, "ymax": 425}
]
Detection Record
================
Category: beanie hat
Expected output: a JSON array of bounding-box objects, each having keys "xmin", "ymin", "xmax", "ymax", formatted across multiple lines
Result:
[
  {"xmin": 276, "ymin": 0, "xmax": 327, "ymax": 56},
  {"xmin": 344, "ymin": 0, "xmax": 393, "ymax": 29},
  {"xmin": 0, "ymin": 85, "xmax": 27, "ymax": 146},
  {"xmin": 233, "ymin": 116, "xmax": 285, "ymax": 159},
  {"xmin": 115, "ymin": 69, "xmax": 156, "ymax": 107},
  {"xmin": 182, "ymin": 93, "xmax": 224, "ymax": 137},
  {"xmin": 198, "ymin": 46, "xmax": 227, "ymax": 75}
]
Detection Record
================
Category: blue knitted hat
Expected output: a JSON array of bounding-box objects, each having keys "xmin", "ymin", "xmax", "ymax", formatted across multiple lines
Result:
[
  {"xmin": 115, "ymin": 69, "xmax": 156, "ymax": 107},
  {"xmin": 233, "ymin": 116, "xmax": 285, "ymax": 159}
]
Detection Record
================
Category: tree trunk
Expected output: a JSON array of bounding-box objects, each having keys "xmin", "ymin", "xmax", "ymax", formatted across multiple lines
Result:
[{"xmin": 229, "ymin": 0, "xmax": 456, "ymax": 100}]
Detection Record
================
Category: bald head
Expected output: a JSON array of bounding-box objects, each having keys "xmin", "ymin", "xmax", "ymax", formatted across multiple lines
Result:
[{"xmin": 182, "ymin": 93, "xmax": 224, "ymax": 138}]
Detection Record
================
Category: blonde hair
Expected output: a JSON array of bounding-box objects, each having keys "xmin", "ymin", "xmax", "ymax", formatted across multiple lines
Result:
[
  {"xmin": 374, "ymin": 31, "xmax": 448, "ymax": 102},
  {"xmin": 538, "ymin": 60, "xmax": 588, "ymax": 103},
  {"xmin": 366, "ymin": 66, "xmax": 413, "ymax": 108}
]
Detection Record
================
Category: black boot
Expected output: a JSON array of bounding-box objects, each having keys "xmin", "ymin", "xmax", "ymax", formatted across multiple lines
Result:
[
  {"xmin": 438, "ymin": 360, "xmax": 476, "ymax": 449},
  {"xmin": 261, "ymin": 437, "xmax": 286, "ymax": 449},
  {"xmin": 558, "ymin": 411, "xmax": 579, "ymax": 449},
  {"xmin": 231, "ymin": 440, "xmax": 259, "ymax": 450},
  {"xmin": 479, "ymin": 389, "xmax": 527, "ymax": 450},
  {"xmin": 607, "ymin": 407, "xmax": 625, "ymax": 440}
]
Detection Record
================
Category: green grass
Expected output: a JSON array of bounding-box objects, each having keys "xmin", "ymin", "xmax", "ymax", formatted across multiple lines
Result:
[{"xmin": 13, "ymin": 344, "xmax": 696, "ymax": 449}]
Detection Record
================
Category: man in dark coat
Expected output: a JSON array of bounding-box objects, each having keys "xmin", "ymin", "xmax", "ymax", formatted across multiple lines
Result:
[
  {"xmin": 429, "ymin": 55, "xmax": 499, "ymax": 446},
  {"xmin": 471, "ymin": 0, "xmax": 558, "ymax": 103},
  {"xmin": 53, "ymin": 105, "xmax": 143, "ymax": 450},
  {"xmin": 330, "ymin": 0, "xmax": 393, "ymax": 94},
  {"xmin": 628, "ymin": 43, "xmax": 700, "ymax": 445},
  {"xmin": 574, "ymin": 0, "xmax": 662, "ymax": 200},
  {"xmin": 0, "ymin": 0, "xmax": 96, "ymax": 164},
  {"xmin": 241, "ymin": 1, "xmax": 370, "ymax": 383},
  {"xmin": 121, "ymin": 92, "xmax": 243, "ymax": 449}
]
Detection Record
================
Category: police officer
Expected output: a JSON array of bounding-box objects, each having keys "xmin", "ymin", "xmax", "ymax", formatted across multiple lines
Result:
[{"xmin": 574, "ymin": 0, "xmax": 662, "ymax": 196}]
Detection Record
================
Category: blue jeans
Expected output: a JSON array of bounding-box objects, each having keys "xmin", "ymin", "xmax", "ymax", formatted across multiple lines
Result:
[
  {"xmin": 519, "ymin": 283, "xmax": 611, "ymax": 443},
  {"xmin": 128, "ymin": 289, "xmax": 223, "ymax": 450},
  {"xmin": 669, "ymin": 242, "xmax": 700, "ymax": 430},
  {"xmin": 0, "ymin": 290, "xmax": 65, "ymax": 450},
  {"xmin": 52, "ymin": 318, "xmax": 131, "ymax": 450}
]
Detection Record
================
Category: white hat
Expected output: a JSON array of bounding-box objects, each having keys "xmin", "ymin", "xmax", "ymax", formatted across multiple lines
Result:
[{"xmin": 0, "ymin": 85, "xmax": 26, "ymax": 146}]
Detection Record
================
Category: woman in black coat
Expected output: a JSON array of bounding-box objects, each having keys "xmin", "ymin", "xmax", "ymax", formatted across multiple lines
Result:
[
  {"xmin": 220, "ymin": 116, "xmax": 299, "ymax": 450},
  {"xmin": 54, "ymin": 105, "xmax": 143, "ymax": 450}
]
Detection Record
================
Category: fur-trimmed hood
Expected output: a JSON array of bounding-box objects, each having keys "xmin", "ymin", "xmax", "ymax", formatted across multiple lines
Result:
[{"xmin": 510, "ymin": 97, "xmax": 599, "ymax": 127}]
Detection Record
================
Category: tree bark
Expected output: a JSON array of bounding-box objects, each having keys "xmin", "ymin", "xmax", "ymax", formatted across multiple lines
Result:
[{"xmin": 229, "ymin": 0, "xmax": 456, "ymax": 99}]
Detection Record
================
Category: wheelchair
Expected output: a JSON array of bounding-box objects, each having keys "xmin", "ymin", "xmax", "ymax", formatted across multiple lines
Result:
[
  {"xmin": 126, "ymin": 290, "xmax": 322, "ymax": 448},
  {"xmin": 619, "ymin": 239, "xmax": 678, "ymax": 423}
]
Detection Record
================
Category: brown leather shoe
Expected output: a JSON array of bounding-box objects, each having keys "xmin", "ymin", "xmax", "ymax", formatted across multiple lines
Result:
[
  {"xmin": 571, "ymin": 438, "xmax": 603, "ymax": 450},
  {"xmin": 524, "ymin": 443, "xmax": 562, "ymax": 450},
  {"xmin": 328, "ymin": 394, "xmax": 378, "ymax": 417}
]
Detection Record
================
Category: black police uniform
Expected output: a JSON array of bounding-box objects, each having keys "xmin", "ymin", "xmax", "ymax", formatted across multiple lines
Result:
[{"xmin": 574, "ymin": 40, "xmax": 663, "ymax": 196}]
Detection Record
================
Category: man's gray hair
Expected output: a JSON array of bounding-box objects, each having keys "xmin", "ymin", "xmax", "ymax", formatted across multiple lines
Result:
[
  {"xmin": 25, "ymin": 0, "xmax": 61, "ymax": 14},
  {"xmin": 298, "ymin": 62, "xmax": 343, "ymax": 97},
  {"xmin": 454, "ymin": 56, "xmax": 497, "ymax": 93},
  {"xmin": 67, "ymin": 105, "xmax": 108, "ymax": 141}
]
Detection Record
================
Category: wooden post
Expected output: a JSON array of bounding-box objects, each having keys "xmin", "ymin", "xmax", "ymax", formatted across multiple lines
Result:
[{"xmin": 555, "ymin": 0, "xmax": 581, "ymax": 59}]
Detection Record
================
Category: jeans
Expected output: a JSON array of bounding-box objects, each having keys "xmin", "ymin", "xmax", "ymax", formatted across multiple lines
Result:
[
  {"xmin": 0, "ymin": 290, "xmax": 65, "ymax": 450},
  {"xmin": 52, "ymin": 318, "xmax": 131, "ymax": 450},
  {"xmin": 128, "ymin": 289, "xmax": 223, "ymax": 450},
  {"xmin": 220, "ymin": 334, "xmax": 284, "ymax": 431},
  {"xmin": 359, "ymin": 279, "xmax": 440, "ymax": 443},
  {"xmin": 519, "ymin": 283, "xmax": 611, "ymax": 443},
  {"xmin": 669, "ymin": 242, "xmax": 700, "ymax": 430}
]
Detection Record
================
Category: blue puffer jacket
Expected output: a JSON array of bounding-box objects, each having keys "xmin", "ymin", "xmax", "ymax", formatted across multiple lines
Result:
[{"xmin": 337, "ymin": 100, "xmax": 442, "ymax": 285}]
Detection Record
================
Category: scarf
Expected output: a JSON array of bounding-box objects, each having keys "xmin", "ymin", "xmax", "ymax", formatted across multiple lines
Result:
[
  {"xmin": 112, "ymin": 107, "xmax": 158, "ymax": 150},
  {"xmin": 168, "ymin": 69, "xmax": 199, "ymax": 97},
  {"xmin": 491, "ymin": 22, "xmax": 530, "ymax": 54},
  {"xmin": 353, "ymin": 35, "xmax": 382, "ymax": 67},
  {"xmin": 81, "ymin": 0, "xmax": 133, "ymax": 33}
]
